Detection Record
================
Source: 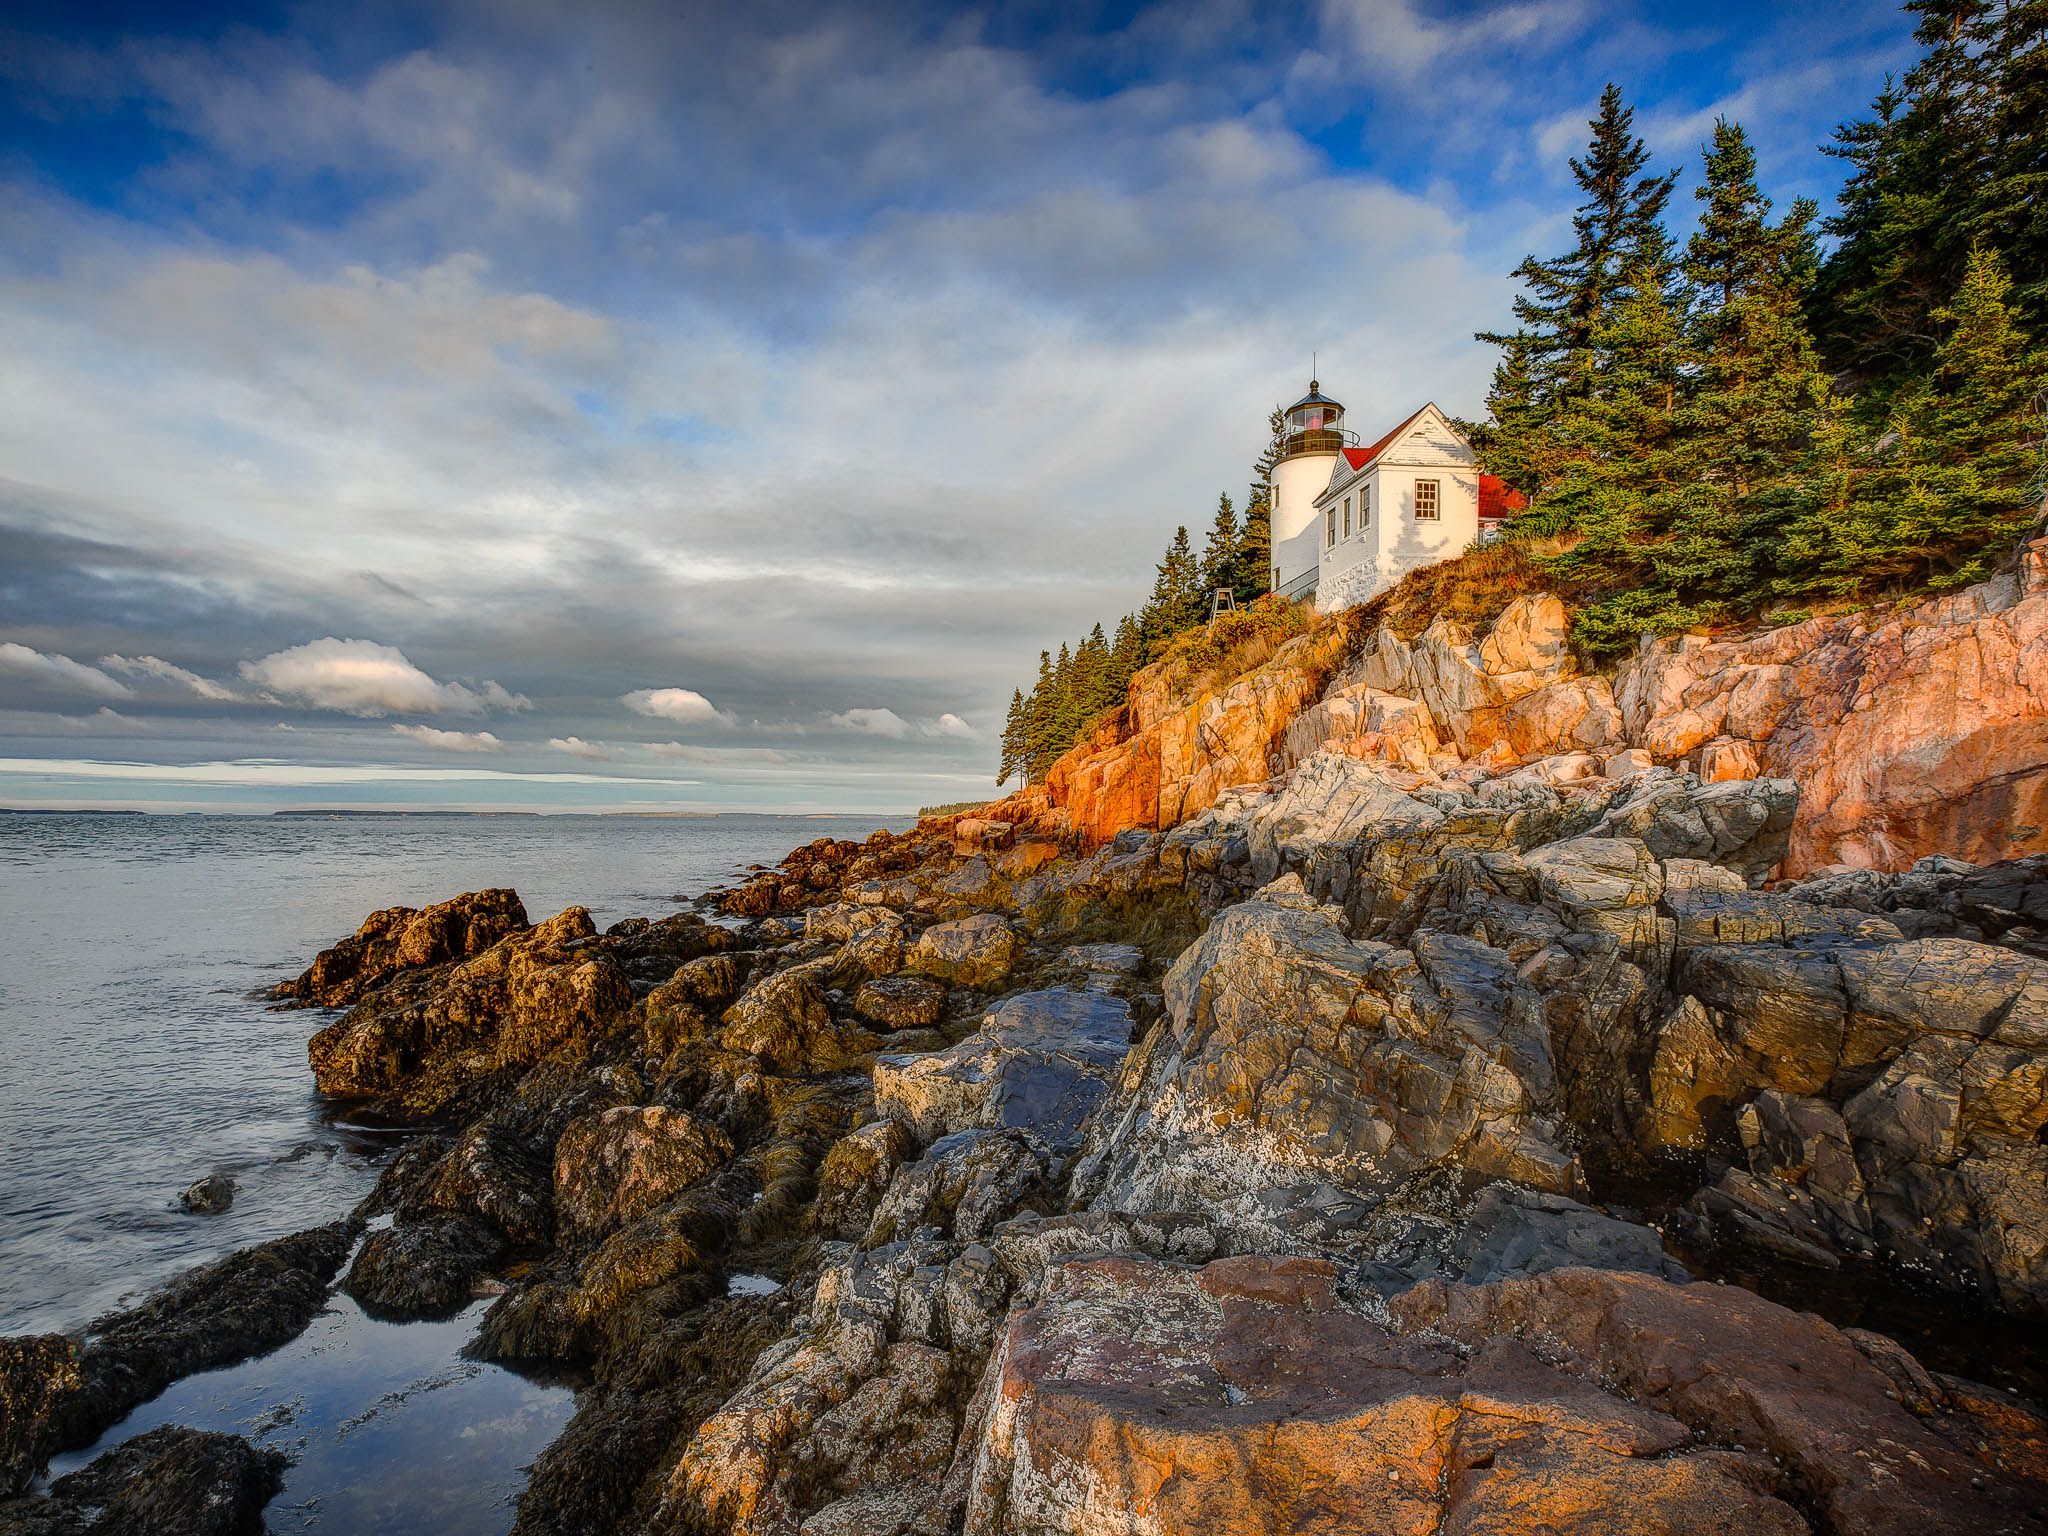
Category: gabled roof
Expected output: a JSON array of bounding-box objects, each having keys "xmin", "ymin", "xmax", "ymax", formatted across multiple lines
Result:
[
  {"xmin": 1479, "ymin": 474, "xmax": 1527, "ymax": 521},
  {"xmin": 1340, "ymin": 404, "xmax": 1430, "ymax": 473}
]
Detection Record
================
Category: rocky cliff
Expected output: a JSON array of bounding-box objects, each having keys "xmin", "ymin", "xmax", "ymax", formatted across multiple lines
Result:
[
  {"xmin": 995, "ymin": 536, "xmax": 2048, "ymax": 879},
  {"xmin": 7, "ymin": 548, "xmax": 2048, "ymax": 1536}
]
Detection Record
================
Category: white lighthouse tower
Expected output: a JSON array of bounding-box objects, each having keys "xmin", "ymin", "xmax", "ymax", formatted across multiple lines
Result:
[{"xmin": 1268, "ymin": 379, "xmax": 1350, "ymax": 599}]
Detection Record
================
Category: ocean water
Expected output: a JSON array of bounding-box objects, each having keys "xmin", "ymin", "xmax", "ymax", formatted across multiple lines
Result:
[{"xmin": 0, "ymin": 810, "xmax": 905, "ymax": 1529}]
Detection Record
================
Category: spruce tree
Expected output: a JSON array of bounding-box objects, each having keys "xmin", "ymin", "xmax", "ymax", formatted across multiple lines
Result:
[
  {"xmin": 1024, "ymin": 649, "xmax": 1056, "ymax": 781},
  {"xmin": 997, "ymin": 689, "xmax": 1026, "ymax": 785},
  {"xmin": 1476, "ymin": 84, "xmax": 1677, "ymax": 498},
  {"xmin": 1657, "ymin": 120, "xmax": 1833, "ymax": 610},
  {"xmin": 1232, "ymin": 493, "xmax": 1272, "ymax": 601},
  {"xmin": 1895, "ymin": 246, "xmax": 2048, "ymax": 586},
  {"xmin": 1813, "ymin": 0, "xmax": 2048, "ymax": 394},
  {"xmin": 1250, "ymin": 406, "xmax": 1285, "ymax": 507},
  {"xmin": 1198, "ymin": 494, "xmax": 1239, "ymax": 600},
  {"xmin": 1140, "ymin": 526, "xmax": 1203, "ymax": 648}
]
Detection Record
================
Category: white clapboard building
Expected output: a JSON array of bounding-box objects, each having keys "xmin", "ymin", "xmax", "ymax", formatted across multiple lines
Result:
[{"xmin": 1265, "ymin": 381, "xmax": 1522, "ymax": 611}]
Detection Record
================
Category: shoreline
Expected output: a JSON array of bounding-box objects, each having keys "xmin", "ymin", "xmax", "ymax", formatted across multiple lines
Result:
[{"xmin": 5, "ymin": 772, "xmax": 2047, "ymax": 1532}]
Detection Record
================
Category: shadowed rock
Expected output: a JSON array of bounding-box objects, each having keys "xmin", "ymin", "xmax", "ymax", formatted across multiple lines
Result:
[{"xmin": 0, "ymin": 1426, "xmax": 283, "ymax": 1536}]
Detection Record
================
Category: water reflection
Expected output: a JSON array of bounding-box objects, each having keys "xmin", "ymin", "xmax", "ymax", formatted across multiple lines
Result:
[{"xmin": 48, "ymin": 1295, "xmax": 577, "ymax": 1535}]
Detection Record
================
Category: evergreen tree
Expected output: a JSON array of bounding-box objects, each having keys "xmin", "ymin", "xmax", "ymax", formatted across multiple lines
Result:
[
  {"xmin": 1250, "ymin": 406, "xmax": 1285, "ymax": 507},
  {"xmin": 1140, "ymin": 525, "xmax": 1203, "ymax": 647},
  {"xmin": 1656, "ymin": 120, "xmax": 1833, "ymax": 610},
  {"xmin": 1198, "ymin": 494, "xmax": 1239, "ymax": 599},
  {"xmin": 997, "ymin": 689, "xmax": 1026, "ymax": 786},
  {"xmin": 1476, "ymin": 84, "xmax": 1677, "ymax": 498},
  {"xmin": 1024, "ymin": 649, "xmax": 1056, "ymax": 781},
  {"xmin": 1543, "ymin": 253, "xmax": 1688, "ymax": 581},
  {"xmin": 1232, "ymin": 493, "xmax": 1272, "ymax": 601},
  {"xmin": 1812, "ymin": 0, "xmax": 2048, "ymax": 394},
  {"xmin": 1892, "ymin": 246, "xmax": 2048, "ymax": 586}
]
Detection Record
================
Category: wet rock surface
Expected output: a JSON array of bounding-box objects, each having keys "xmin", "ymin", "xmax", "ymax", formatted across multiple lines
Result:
[
  {"xmin": 0, "ymin": 1426, "xmax": 283, "ymax": 1536},
  {"xmin": 0, "ymin": 1222, "xmax": 354, "ymax": 1497},
  {"xmin": 876, "ymin": 989, "xmax": 1132, "ymax": 1153}
]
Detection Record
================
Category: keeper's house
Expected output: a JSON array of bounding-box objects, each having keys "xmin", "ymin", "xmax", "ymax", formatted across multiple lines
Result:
[{"xmin": 1266, "ymin": 382, "xmax": 1523, "ymax": 611}]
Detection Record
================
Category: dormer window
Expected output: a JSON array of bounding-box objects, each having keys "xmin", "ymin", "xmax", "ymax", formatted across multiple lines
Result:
[{"xmin": 1415, "ymin": 479, "xmax": 1440, "ymax": 520}]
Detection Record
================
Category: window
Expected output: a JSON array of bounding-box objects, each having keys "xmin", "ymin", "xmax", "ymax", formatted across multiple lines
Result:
[
  {"xmin": 1342, "ymin": 494, "xmax": 1351, "ymax": 537},
  {"xmin": 1326, "ymin": 507, "xmax": 1336, "ymax": 546},
  {"xmin": 1359, "ymin": 485, "xmax": 1370, "ymax": 527},
  {"xmin": 1415, "ymin": 479, "xmax": 1440, "ymax": 520}
]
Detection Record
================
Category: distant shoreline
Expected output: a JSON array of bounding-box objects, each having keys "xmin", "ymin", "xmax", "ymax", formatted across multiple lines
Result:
[{"xmin": 0, "ymin": 805, "xmax": 915, "ymax": 820}]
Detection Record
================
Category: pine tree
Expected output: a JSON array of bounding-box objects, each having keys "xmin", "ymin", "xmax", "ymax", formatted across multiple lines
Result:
[
  {"xmin": 1140, "ymin": 526, "xmax": 1203, "ymax": 648},
  {"xmin": 1250, "ymin": 406, "xmax": 1285, "ymax": 508},
  {"xmin": 1544, "ymin": 253, "xmax": 1688, "ymax": 582},
  {"xmin": 997, "ymin": 689, "xmax": 1026, "ymax": 785},
  {"xmin": 1024, "ymin": 649, "xmax": 1056, "ymax": 781},
  {"xmin": 1232, "ymin": 493, "xmax": 1272, "ymax": 601},
  {"xmin": 1894, "ymin": 245, "xmax": 2048, "ymax": 586},
  {"xmin": 1812, "ymin": 1, "xmax": 2048, "ymax": 394},
  {"xmin": 1198, "ymin": 494, "xmax": 1239, "ymax": 600},
  {"xmin": 1476, "ymin": 84, "xmax": 1678, "ymax": 499},
  {"xmin": 1656, "ymin": 119, "xmax": 1833, "ymax": 610}
]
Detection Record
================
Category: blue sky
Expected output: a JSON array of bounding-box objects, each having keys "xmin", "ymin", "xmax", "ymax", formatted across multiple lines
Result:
[{"xmin": 0, "ymin": 0, "xmax": 1917, "ymax": 813}]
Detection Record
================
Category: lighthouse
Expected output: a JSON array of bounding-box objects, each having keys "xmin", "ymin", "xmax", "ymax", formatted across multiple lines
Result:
[{"xmin": 1268, "ymin": 379, "xmax": 1350, "ymax": 598}]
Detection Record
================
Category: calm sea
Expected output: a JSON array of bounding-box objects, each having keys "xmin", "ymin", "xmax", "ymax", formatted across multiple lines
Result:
[{"xmin": 0, "ymin": 810, "xmax": 905, "ymax": 1531}]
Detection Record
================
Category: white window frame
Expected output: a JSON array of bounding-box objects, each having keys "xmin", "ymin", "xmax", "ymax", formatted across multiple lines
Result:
[
  {"xmin": 1360, "ymin": 484, "xmax": 1370, "ymax": 527},
  {"xmin": 1325, "ymin": 507, "xmax": 1336, "ymax": 546},
  {"xmin": 1341, "ymin": 494, "xmax": 1351, "ymax": 537},
  {"xmin": 1414, "ymin": 479, "xmax": 1440, "ymax": 520}
]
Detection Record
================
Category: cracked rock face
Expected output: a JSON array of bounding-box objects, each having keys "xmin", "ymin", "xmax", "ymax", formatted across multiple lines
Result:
[
  {"xmin": 955, "ymin": 1253, "xmax": 2048, "ymax": 1536},
  {"xmin": 1078, "ymin": 876, "xmax": 1581, "ymax": 1252}
]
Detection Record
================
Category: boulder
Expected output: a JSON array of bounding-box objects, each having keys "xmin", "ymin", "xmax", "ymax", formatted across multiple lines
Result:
[
  {"xmin": 959, "ymin": 1254, "xmax": 1818, "ymax": 1536},
  {"xmin": 306, "ymin": 906, "xmax": 632, "ymax": 1119},
  {"xmin": 0, "ymin": 1426, "xmax": 283, "ymax": 1536},
  {"xmin": 874, "ymin": 990, "xmax": 1131, "ymax": 1152},
  {"xmin": 1080, "ymin": 876, "xmax": 1581, "ymax": 1251},
  {"xmin": 177, "ymin": 1175, "xmax": 235, "ymax": 1215},
  {"xmin": 906, "ymin": 915, "xmax": 1018, "ymax": 989},
  {"xmin": 1392, "ymin": 1264, "xmax": 2048, "ymax": 1534},
  {"xmin": 851, "ymin": 974, "xmax": 946, "ymax": 1031},
  {"xmin": 346, "ymin": 1213, "xmax": 505, "ymax": 1319},
  {"xmin": 810, "ymin": 1120, "xmax": 916, "ymax": 1241},
  {"xmin": 717, "ymin": 963, "xmax": 879, "ymax": 1075},
  {"xmin": 272, "ymin": 887, "xmax": 528, "ymax": 1007},
  {"xmin": 552, "ymin": 1106, "xmax": 733, "ymax": 1241}
]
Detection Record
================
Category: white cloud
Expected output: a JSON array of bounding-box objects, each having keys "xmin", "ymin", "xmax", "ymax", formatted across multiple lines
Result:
[
  {"xmin": 548, "ymin": 735, "xmax": 611, "ymax": 760},
  {"xmin": 828, "ymin": 707, "xmax": 909, "ymax": 737},
  {"xmin": 391, "ymin": 723, "xmax": 503, "ymax": 752},
  {"xmin": 924, "ymin": 712, "xmax": 977, "ymax": 740},
  {"xmin": 477, "ymin": 680, "xmax": 533, "ymax": 712},
  {"xmin": 0, "ymin": 643, "xmax": 134, "ymax": 700},
  {"xmin": 239, "ymin": 637, "xmax": 521, "ymax": 716},
  {"xmin": 622, "ymin": 686, "xmax": 732, "ymax": 725},
  {"xmin": 647, "ymin": 741, "xmax": 789, "ymax": 764},
  {"xmin": 98, "ymin": 653, "xmax": 241, "ymax": 702}
]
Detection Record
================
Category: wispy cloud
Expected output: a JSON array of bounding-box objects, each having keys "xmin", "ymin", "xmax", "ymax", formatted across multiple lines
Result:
[
  {"xmin": 99, "ymin": 653, "xmax": 241, "ymax": 702},
  {"xmin": 0, "ymin": 642, "xmax": 133, "ymax": 701},
  {"xmin": 391, "ymin": 722, "xmax": 503, "ymax": 751}
]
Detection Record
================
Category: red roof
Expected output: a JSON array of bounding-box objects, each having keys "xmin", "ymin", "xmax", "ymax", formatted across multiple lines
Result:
[
  {"xmin": 1479, "ymin": 474, "xmax": 1527, "ymax": 521},
  {"xmin": 1340, "ymin": 405, "xmax": 1428, "ymax": 473}
]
